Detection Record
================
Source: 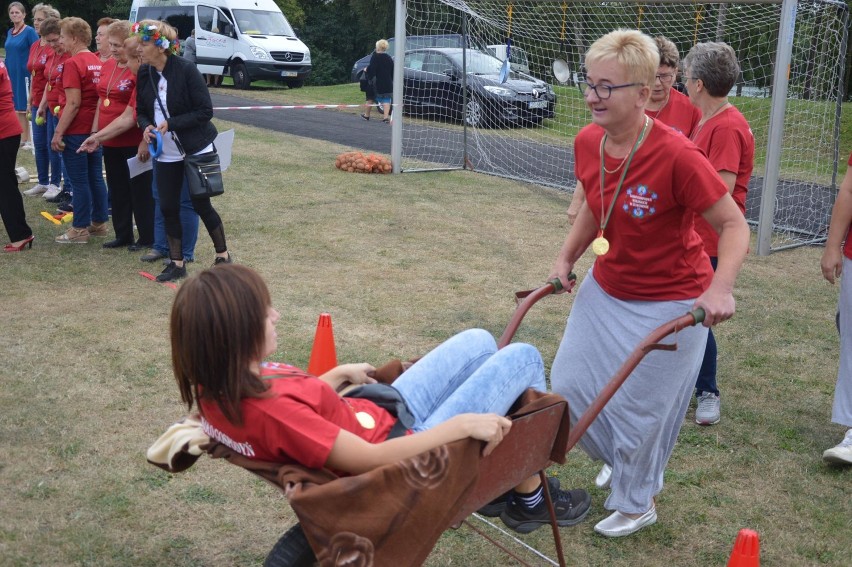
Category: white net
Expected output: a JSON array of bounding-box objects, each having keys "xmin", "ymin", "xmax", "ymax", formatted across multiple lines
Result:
[{"xmin": 399, "ymin": 0, "xmax": 849, "ymax": 251}]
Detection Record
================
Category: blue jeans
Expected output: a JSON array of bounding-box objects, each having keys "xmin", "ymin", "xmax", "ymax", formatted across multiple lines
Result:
[
  {"xmin": 62, "ymin": 134, "xmax": 108, "ymax": 229},
  {"xmin": 31, "ymin": 106, "xmax": 59, "ymax": 186},
  {"xmin": 393, "ymin": 329, "xmax": 546, "ymax": 432},
  {"xmin": 152, "ymin": 161, "xmax": 198, "ymax": 260},
  {"xmin": 46, "ymin": 113, "xmax": 68, "ymax": 190}
]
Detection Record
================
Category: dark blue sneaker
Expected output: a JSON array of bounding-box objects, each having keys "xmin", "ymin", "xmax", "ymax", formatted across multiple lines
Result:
[
  {"xmin": 478, "ymin": 476, "xmax": 561, "ymax": 517},
  {"xmin": 500, "ymin": 486, "xmax": 591, "ymax": 534}
]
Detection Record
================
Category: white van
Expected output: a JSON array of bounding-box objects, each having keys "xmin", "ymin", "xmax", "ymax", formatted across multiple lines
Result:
[
  {"xmin": 486, "ymin": 44, "xmax": 530, "ymax": 76},
  {"xmin": 130, "ymin": 0, "xmax": 311, "ymax": 89}
]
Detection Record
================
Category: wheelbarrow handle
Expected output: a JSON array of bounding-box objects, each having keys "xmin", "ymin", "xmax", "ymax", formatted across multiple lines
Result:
[
  {"xmin": 565, "ymin": 306, "xmax": 708, "ymax": 453},
  {"xmin": 497, "ymin": 273, "xmax": 576, "ymax": 349}
]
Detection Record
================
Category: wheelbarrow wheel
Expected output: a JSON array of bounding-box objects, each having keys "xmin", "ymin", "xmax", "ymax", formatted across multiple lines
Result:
[{"xmin": 263, "ymin": 523, "xmax": 316, "ymax": 567}]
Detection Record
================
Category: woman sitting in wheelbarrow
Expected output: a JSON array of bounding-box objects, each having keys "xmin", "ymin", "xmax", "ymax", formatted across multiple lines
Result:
[{"xmin": 170, "ymin": 264, "xmax": 590, "ymax": 534}]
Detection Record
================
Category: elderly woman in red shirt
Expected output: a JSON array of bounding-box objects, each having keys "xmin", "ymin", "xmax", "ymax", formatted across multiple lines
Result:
[
  {"xmin": 548, "ymin": 29, "xmax": 749, "ymax": 538},
  {"xmin": 51, "ymin": 17, "xmax": 108, "ymax": 244},
  {"xmin": 0, "ymin": 58, "xmax": 32, "ymax": 251}
]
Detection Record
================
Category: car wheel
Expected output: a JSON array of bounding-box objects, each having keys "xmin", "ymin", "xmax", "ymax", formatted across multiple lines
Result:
[
  {"xmin": 231, "ymin": 62, "xmax": 250, "ymax": 90},
  {"xmin": 464, "ymin": 97, "xmax": 485, "ymax": 128}
]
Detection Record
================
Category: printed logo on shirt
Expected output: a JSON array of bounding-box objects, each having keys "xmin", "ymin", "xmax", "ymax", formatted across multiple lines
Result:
[
  {"xmin": 201, "ymin": 416, "xmax": 256, "ymax": 457},
  {"xmin": 116, "ymin": 78, "xmax": 133, "ymax": 92},
  {"xmin": 623, "ymin": 185, "xmax": 658, "ymax": 218}
]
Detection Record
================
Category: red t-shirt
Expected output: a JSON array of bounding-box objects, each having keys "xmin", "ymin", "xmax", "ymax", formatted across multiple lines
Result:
[
  {"xmin": 645, "ymin": 88, "xmax": 701, "ymax": 139},
  {"xmin": 96, "ymin": 59, "xmax": 141, "ymax": 147},
  {"xmin": 575, "ymin": 120, "xmax": 726, "ymax": 300},
  {"xmin": 62, "ymin": 51, "xmax": 102, "ymax": 135},
  {"xmin": 199, "ymin": 362, "xmax": 398, "ymax": 470},
  {"xmin": 0, "ymin": 62, "xmax": 23, "ymax": 139},
  {"xmin": 44, "ymin": 51, "xmax": 69, "ymax": 114},
  {"xmin": 27, "ymin": 40, "xmax": 52, "ymax": 107},
  {"xmin": 691, "ymin": 106, "xmax": 755, "ymax": 257}
]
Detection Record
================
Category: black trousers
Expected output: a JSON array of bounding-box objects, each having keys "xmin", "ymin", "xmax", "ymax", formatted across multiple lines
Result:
[
  {"xmin": 103, "ymin": 145, "xmax": 155, "ymax": 245},
  {"xmin": 0, "ymin": 134, "xmax": 31, "ymax": 242},
  {"xmin": 155, "ymin": 159, "xmax": 226, "ymax": 260}
]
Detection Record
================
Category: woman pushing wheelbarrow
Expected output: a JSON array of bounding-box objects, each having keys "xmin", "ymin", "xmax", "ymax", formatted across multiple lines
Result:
[{"xmin": 548, "ymin": 29, "xmax": 750, "ymax": 538}]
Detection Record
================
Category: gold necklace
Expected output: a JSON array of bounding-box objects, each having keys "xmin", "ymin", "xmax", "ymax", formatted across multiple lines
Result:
[
  {"xmin": 691, "ymin": 100, "xmax": 729, "ymax": 141},
  {"xmin": 592, "ymin": 116, "xmax": 650, "ymax": 257},
  {"xmin": 645, "ymin": 90, "xmax": 670, "ymax": 119},
  {"xmin": 103, "ymin": 64, "xmax": 128, "ymax": 108}
]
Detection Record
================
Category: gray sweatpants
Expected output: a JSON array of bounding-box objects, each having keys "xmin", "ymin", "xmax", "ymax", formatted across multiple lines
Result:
[
  {"xmin": 551, "ymin": 270, "xmax": 708, "ymax": 514},
  {"xmin": 832, "ymin": 257, "xmax": 852, "ymax": 427}
]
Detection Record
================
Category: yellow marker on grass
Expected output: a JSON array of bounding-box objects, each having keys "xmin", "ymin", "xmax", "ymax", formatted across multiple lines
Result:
[{"xmin": 40, "ymin": 211, "xmax": 62, "ymax": 225}]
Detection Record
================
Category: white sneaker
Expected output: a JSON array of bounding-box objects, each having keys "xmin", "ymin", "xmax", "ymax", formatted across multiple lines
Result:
[
  {"xmin": 695, "ymin": 392, "xmax": 721, "ymax": 425},
  {"xmin": 23, "ymin": 183, "xmax": 49, "ymax": 196},
  {"xmin": 595, "ymin": 464, "xmax": 612, "ymax": 489},
  {"xmin": 42, "ymin": 184, "xmax": 62, "ymax": 200},
  {"xmin": 822, "ymin": 429, "xmax": 852, "ymax": 465},
  {"xmin": 21, "ymin": 141, "xmax": 34, "ymax": 151}
]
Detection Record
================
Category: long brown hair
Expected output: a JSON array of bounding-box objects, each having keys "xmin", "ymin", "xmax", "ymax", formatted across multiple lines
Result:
[{"xmin": 171, "ymin": 264, "xmax": 272, "ymax": 425}]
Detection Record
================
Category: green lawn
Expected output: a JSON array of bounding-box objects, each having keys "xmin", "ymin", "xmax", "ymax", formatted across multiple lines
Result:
[{"xmin": 1, "ymin": 117, "xmax": 850, "ymax": 566}]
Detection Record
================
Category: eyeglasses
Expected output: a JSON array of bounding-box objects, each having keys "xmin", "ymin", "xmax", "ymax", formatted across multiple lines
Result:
[
  {"xmin": 655, "ymin": 73, "xmax": 675, "ymax": 84},
  {"xmin": 578, "ymin": 81, "xmax": 640, "ymax": 100}
]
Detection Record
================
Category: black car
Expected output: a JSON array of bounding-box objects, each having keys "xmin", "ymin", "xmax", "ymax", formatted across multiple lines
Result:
[
  {"xmin": 402, "ymin": 48, "xmax": 556, "ymax": 128},
  {"xmin": 350, "ymin": 34, "xmax": 472, "ymax": 82}
]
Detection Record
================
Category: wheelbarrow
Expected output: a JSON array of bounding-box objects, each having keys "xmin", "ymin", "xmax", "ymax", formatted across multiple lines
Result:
[{"xmin": 150, "ymin": 277, "xmax": 704, "ymax": 566}]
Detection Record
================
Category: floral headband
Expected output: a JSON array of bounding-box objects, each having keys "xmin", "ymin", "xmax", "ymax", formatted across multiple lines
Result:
[{"xmin": 130, "ymin": 23, "xmax": 180, "ymax": 55}]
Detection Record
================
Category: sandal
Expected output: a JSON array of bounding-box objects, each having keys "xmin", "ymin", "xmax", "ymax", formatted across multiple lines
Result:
[{"xmin": 360, "ymin": 113, "xmax": 370, "ymax": 121}]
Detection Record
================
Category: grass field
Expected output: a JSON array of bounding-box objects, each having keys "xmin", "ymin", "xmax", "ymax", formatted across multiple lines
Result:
[{"xmin": 1, "ymin": 115, "xmax": 850, "ymax": 566}]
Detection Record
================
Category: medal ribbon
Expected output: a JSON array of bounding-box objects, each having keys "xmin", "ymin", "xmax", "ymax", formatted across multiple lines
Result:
[{"xmin": 598, "ymin": 116, "xmax": 650, "ymax": 239}]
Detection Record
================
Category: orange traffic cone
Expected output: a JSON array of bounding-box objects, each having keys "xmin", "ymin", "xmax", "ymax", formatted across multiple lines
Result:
[
  {"xmin": 307, "ymin": 313, "xmax": 337, "ymax": 376},
  {"xmin": 727, "ymin": 529, "xmax": 760, "ymax": 567}
]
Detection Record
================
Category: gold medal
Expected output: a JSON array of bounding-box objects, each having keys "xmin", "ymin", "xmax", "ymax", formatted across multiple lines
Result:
[
  {"xmin": 47, "ymin": 85, "xmax": 52, "ymax": 91},
  {"xmin": 103, "ymin": 99, "xmax": 110, "ymax": 107},
  {"xmin": 592, "ymin": 236, "xmax": 610, "ymax": 256},
  {"xmin": 355, "ymin": 412, "xmax": 376, "ymax": 429}
]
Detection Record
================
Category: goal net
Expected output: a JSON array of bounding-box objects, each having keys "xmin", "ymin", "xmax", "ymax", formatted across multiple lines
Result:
[{"xmin": 398, "ymin": 0, "xmax": 849, "ymax": 251}]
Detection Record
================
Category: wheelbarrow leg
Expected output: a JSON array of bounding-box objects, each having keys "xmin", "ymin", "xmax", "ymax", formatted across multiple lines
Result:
[{"xmin": 540, "ymin": 470, "xmax": 567, "ymax": 567}]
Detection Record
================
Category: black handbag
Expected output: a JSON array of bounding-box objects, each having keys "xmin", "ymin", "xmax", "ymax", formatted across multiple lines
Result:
[
  {"xmin": 183, "ymin": 149, "xmax": 224, "ymax": 198},
  {"xmin": 149, "ymin": 69, "xmax": 224, "ymax": 198}
]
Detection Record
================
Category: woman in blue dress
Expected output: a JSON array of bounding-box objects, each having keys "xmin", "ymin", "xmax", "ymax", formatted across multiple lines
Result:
[{"xmin": 5, "ymin": 2, "xmax": 38, "ymax": 148}]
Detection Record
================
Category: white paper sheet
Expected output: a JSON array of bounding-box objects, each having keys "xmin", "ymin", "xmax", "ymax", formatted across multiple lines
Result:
[{"xmin": 127, "ymin": 129, "xmax": 236, "ymax": 177}]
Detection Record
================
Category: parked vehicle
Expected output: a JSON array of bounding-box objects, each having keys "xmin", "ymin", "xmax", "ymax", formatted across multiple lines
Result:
[
  {"xmin": 402, "ymin": 47, "xmax": 556, "ymax": 128},
  {"xmin": 486, "ymin": 44, "xmax": 531, "ymax": 75},
  {"xmin": 350, "ymin": 34, "xmax": 485, "ymax": 82},
  {"xmin": 130, "ymin": 0, "xmax": 311, "ymax": 89}
]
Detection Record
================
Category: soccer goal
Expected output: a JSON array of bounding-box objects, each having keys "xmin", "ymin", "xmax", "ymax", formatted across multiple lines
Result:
[{"xmin": 393, "ymin": 0, "xmax": 849, "ymax": 253}]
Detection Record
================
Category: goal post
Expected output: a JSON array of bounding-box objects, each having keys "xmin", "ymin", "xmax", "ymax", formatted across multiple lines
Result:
[{"xmin": 391, "ymin": 0, "xmax": 849, "ymax": 253}]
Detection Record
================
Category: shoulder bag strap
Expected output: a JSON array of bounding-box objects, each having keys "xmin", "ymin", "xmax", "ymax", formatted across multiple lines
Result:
[{"xmin": 147, "ymin": 66, "xmax": 186, "ymax": 156}]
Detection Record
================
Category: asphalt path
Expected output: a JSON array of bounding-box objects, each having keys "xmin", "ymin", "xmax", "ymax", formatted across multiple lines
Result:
[{"xmin": 212, "ymin": 90, "xmax": 831, "ymax": 240}]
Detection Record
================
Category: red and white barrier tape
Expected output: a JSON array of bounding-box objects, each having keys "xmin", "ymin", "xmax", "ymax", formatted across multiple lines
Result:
[{"xmin": 213, "ymin": 104, "xmax": 363, "ymax": 110}]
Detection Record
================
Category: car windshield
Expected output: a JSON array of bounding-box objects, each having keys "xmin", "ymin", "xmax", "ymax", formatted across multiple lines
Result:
[
  {"xmin": 232, "ymin": 9, "xmax": 294, "ymax": 36},
  {"xmin": 448, "ymin": 50, "xmax": 503, "ymax": 75}
]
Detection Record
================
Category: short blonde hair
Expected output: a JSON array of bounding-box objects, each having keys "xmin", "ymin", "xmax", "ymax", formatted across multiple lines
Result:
[
  {"xmin": 7, "ymin": 2, "xmax": 25, "ymax": 15},
  {"xmin": 585, "ymin": 29, "xmax": 658, "ymax": 87},
  {"xmin": 107, "ymin": 20, "xmax": 131, "ymax": 42},
  {"xmin": 60, "ymin": 16, "xmax": 92, "ymax": 46},
  {"xmin": 376, "ymin": 39, "xmax": 389, "ymax": 53}
]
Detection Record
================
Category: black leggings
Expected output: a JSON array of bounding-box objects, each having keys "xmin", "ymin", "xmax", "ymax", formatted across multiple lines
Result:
[
  {"xmin": 0, "ymin": 134, "xmax": 31, "ymax": 242},
  {"xmin": 103, "ymin": 145, "xmax": 154, "ymax": 245},
  {"xmin": 155, "ymin": 159, "xmax": 227, "ymax": 261}
]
